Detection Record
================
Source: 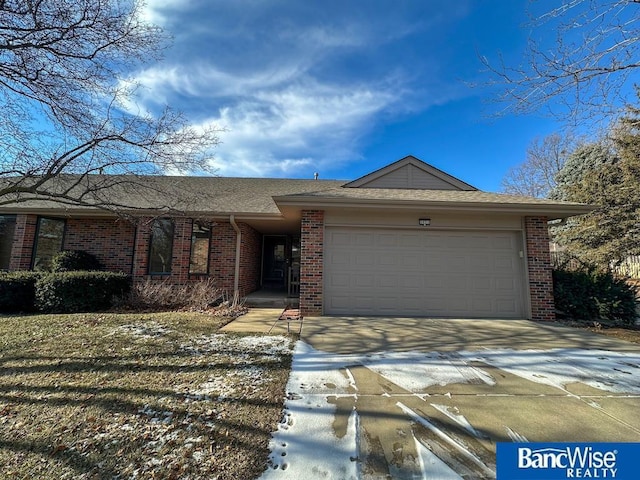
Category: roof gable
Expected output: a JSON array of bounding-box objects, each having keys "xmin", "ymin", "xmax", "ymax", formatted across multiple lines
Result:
[{"xmin": 343, "ymin": 155, "xmax": 477, "ymax": 191}]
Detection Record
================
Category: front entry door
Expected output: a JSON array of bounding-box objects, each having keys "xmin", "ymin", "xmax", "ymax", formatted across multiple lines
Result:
[{"xmin": 262, "ymin": 236, "xmax": 287, "ymax": 289}]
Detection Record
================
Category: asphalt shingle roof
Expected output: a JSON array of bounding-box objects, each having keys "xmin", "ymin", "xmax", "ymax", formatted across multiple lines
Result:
[{"xmin": 0, "ymin": 175, "xmax": 590, "ymax": 217}]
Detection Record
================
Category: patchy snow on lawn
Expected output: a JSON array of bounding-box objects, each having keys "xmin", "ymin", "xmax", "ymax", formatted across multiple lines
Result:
[
  {"xmin": 187, "ymin": 365, "xmax": 269, "ymax": 399},
  {"xmin": 113, "ymin": 322, "xmax": 172, "ymax": 339},
  {"xmin": 261, "ymin": 342, "xmax": 640, "ymax": 479},
  {"xmin": 181, "ymin": 334, "xmax": 291, "ymax": 358}
]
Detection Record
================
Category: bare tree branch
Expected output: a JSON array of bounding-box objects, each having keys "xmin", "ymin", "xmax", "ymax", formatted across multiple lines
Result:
[
  {"xmin": 501, "ymin": 132, "xmax": 581, "ymax": 197},
  {"xmin": 483, "ymin": 0, "xmax": 640, "ymax": 122},
  {"xmin": 0, "ymin": 0, "xmax": 220, "ymax": 211}
]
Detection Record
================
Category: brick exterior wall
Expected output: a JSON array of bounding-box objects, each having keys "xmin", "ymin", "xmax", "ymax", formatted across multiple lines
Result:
[
  {"xmin": 132, "ymin": 217, "xmax": 152, "ymax": 279},
  {"xmin": 170, "ymin": 217, "xmax": 192, "ymax": 283},
  {"xmin": 6, "ymin": 215, "xmax": 262, "ymax": 297},
  {"xmin": 238, "ymin": 223, "xmax": 261, "ymax": 296},
  {"xmin": 9, "ymin": 214, "xmax": 38, "ymax": 270},
  {"xmin": 64, "ymin": 218, "xmax": 135, "ymax": 273},
  {"xmin": 525, "ymin": 216, "xmax": 555, "ymax": 322},
  {"xmin": 300, "ymin": 210, "xmax": 324, "ymax": 316},
  {"xmin": 210, "ymin": 221, "xmax": 237, "ymax": 292}
]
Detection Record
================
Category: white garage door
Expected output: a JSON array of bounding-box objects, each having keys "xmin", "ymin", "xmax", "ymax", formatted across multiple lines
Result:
[{"xmin": 324, "ymin": 227, "xmax": 526, "ymax": 318}]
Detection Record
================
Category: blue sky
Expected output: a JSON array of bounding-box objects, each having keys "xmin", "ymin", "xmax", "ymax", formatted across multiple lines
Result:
[{"xmin": 134, "ymin": 0, "xmax": 568, "ymax": 191}]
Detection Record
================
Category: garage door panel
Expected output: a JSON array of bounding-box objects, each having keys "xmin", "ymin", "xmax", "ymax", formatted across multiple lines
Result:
[
  {"xmin": 448, "ymin": 256, "xmax": 468, "ymax": 272},
  {"xmin": 495, "ymin": 256, "xmax": 517, "ymax": 270},
  {"xmin": 377, "ymin": 233, "xmax": 398, "ymax": 247},
  {"xmin": 378, "ymin": 275, "xmax": 398, "ymax": 288},
  {"xmin": 423, "ymin": 296, "xmax": 447, "ymax": 312},
  {"xmin": 496, "ymin": 298, "xmax": 519, "ymax": 315},
  {"xmin": 330, "ymin": 232, "xmax": 352, "ymax": 246},
  {"xmin": 355, "ymin": 253, "xmax": 376, "ymax": 266},
  {"xmin": 472, "ymin": 276, "xmax": 494, "ymax": 290},
  {"xmin": 400, "ymin": 275, "xmax": 422, "ymax": 289},
  {"xmin": 325, "ymin": 227, "xmax": 526, "ymax": 318},
  {"xmin": 399, "ymin": 234, "xmax": 422, "ymax": 248},
  {"xmin": 354, "ymin": 233, "xmax": 374, "ymax": 247},
  {"xmin": 447, "ymin": 297, "xmax": 471, "ymax": 313},
  {"xmin": 328, "ymin": 273, "xmax": 350, "ymax": 288},
  {"xmin": 470, "ymin": 256, "xmax": 491, "ymax": 269},
  {"xmin": 378, "ymin": 255, "xmax": 397, "ymax": 266},
  {"xmin": 329, "ymin": 252, "xmax": 351, "ymax": 267},
  {"xmin": 354, "ymin": 275, "xmax": 374, "ymax": 288},
  {"xmin": 471, "ymin": 297, "xmax": 494, "ymax": 313},
  {"xmin": 495, "ymin": 279, "xmax": 518, "ymax": 295},
  {"xmin": 492, "ymin": 235, "xmax": 515, "ymax": 249}
]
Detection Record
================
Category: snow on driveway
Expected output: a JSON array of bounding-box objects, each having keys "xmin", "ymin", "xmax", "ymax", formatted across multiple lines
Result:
[{"xmin": 260, "ymin": 341, "xmax": 640, "ymax": 480}]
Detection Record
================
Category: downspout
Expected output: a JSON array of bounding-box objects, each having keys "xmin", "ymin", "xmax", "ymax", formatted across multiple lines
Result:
[{"xmin": 230, "ymin": 215, "xmax": 241, "ymax": 305}]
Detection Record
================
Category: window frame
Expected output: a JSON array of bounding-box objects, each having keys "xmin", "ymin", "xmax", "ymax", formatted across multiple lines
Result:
[
  {"xmin": 31, "ymin": 216, "xmax": 66, "ymax": 271},
  {"xmin": 0, "ymin": 214, "xmax": 17, "ymax": 270},
  {"xmin": 189, "ymin": 220, "xmax": 212, "ymax": 276},
  {"xmin": 147, "ymin": 218, "xmax": 175, "ymax": 275}
]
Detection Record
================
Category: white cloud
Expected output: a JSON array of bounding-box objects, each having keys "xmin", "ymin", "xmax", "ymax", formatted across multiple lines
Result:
[
  {"xmin": 126, "ymin": 1, "xmax": 474, "ymax": 178},
  {"xmin": 140, "ymin": 0, "xmax": 191, "ymax": 25},
  {"xmin": 201, "ymin": 79, "xmax": 401, "ymax": 178}
]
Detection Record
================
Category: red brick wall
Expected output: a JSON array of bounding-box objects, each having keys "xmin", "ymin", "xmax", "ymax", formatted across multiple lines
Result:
[
  {"xmin": 210, "ymin": 221, "xmax": 236, "ymax": 292},
  {"xmin": 132, "ymin": 217, "xmax": 152, "ymax": 278},
  {"xmin": 8, "ymin": 214, "xmax": 261, "ymax": 297},
  {"xmin": 300, "ymin": 210, "xmax": 324, "ymax": 316},
  {"xmin": 525, "ymin": 216, "xmax": 555, "ymax": 321},
  {"xmin": 9, "ymin": 214, "xmax": 38, "ymax": 270},
  {"xmin": 239, "ymin": 223, "xmax": 261, "ymax": 295},
  {"xmin": 171, "ymin": 217, "xmax": 192, "ymax": 283},
  {"xmin": 64, "ymin": 218, "xmax": 135, "ymax": 273}
]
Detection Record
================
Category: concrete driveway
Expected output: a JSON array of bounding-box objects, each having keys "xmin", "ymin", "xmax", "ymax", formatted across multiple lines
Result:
[
  {"xmin": 260, "ymin": 315, "xmax": 640, "ymax": 479},
  {"xmin": 224, "ymin": 311, "xmax": 640, "ymax": 478}
]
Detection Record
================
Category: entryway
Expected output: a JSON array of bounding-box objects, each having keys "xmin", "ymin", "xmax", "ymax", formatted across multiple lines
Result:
[{"xmin": 261, "ymin": 234, "xmax": 300, "ymax": 296}]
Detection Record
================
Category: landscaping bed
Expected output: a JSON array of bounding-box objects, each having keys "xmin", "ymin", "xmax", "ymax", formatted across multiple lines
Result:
[{"xmin": 0, "ymin": 312, "xmax": 292, "ymax": 479}]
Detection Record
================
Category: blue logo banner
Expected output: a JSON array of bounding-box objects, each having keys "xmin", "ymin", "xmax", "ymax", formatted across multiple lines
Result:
[{"xmin": 497, "ymin": 443, "xmax": 640, "ymax": 479}]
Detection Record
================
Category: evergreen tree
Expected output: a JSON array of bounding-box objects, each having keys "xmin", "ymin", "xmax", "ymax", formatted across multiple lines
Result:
[{"xmin": 552, "ymin": 117, "xmax": 640, "ymax": 266}]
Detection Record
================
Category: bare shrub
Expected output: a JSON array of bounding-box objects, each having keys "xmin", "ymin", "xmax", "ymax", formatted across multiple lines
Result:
[{"xmin": 128, "ymin": 278, "xmax": 225, "ymax": 311}]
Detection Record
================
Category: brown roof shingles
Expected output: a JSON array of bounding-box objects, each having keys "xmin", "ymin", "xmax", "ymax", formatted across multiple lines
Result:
[{"xmin": 0, "ymin": 175, "xmax": 590, "ymax": 218}]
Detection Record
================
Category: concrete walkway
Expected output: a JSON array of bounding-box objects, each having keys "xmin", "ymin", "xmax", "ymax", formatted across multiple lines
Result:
[
  {"xmin": 221, "ymin": 308, "xmax": 302, "ymax": 335},
  {"xmin": 224, "ymin": 311, "xmax": 640, "ymax": 478}
]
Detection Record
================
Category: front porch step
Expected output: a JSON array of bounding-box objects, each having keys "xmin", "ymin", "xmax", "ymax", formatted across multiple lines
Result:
[{"xmin": 244, "ymin": 292, "xmax": 299, "ymax": 308}]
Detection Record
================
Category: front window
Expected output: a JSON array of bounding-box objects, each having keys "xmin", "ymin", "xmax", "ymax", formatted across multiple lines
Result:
[
  {"xmin": 33, "ymin": 217, "xmax": 65, "ymax": 270},
  {"xmin": 189, "ymin": 221, "xmax": 211, "ymax": 275},
  {"xmin": 148, "ymin": 219, "xmax": 174, "ymax": 274},
  {"xmin": 0, "ymin": 215, "xmax": 17, "ymax": 270}
]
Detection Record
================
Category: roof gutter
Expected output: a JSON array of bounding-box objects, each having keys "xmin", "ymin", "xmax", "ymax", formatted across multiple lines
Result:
[
  {"xmin": 230, "ymin": 215, "xmax": 241, "ymax": 298},
  {"xmin": 273, "ymin": 196, "xmax": 594, "ymax": 220}
]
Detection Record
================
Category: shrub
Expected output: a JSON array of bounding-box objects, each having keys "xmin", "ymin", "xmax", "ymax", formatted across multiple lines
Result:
[
  {"xmin": 50, "ymin": 250, "xmax": 103, "ymax": 272},
  {"xmin": 128, "ymin": 278, "xmax": 224, "ymax": 311},
  {"xmin": 553, "ymin": 266, "xmax": 638, "ymax": 326},
  {"xmin": 0, "ymin": 271, "xmax": 42, "ymax": 312},
  {"xmin": 36, "ymin": 271, "xmax": 131, "ymax": 313}
]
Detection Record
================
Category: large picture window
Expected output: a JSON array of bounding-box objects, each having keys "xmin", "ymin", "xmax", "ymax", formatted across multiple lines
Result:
[
  {"xmin": 148, "ymin": 219, "xmax": 174, "ymax": 274},
  {"xmin": 0, "ymin": 215, "xmax": 16, "ymax": 270},
  {"xmin": 189, "ymin": 221, "xmax": 211, "ymax": 275},
  {"xmin": 32, "ymin": 217, "xmax": 65, "ymax": 270}
]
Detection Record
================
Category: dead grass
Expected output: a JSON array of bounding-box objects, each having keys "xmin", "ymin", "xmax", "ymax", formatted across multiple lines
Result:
[
  {"xmin": 583, "ymin": 325, "xmax": 640, "ymax": 344},
  {"xmin": 558, "ymin": 319, "xmax": 640, "ymax": 344},
  {"xmin": 0, "ymin": 312, "xmax": 292, "ymax": 479}
]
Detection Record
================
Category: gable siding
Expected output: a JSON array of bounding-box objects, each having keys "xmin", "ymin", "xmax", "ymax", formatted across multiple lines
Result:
[{"xmin": 358, "ymin": 164, "xmax": 461, "ymax": 190}]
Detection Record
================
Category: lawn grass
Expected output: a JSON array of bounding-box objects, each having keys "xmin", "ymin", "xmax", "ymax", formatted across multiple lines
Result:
[{"xmin": 0, "ymin": 312, "xmax": 292, "ymax": 479}]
